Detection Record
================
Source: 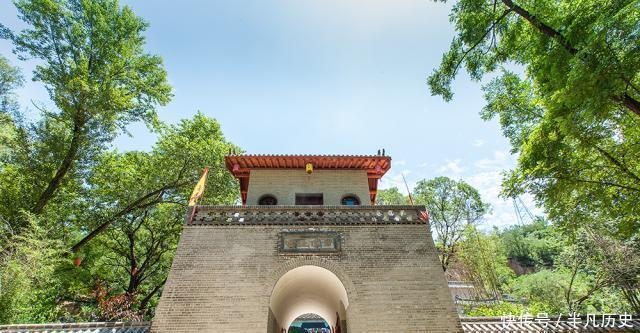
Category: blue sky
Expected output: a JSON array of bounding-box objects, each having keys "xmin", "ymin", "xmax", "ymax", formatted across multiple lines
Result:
[{"xmin": 0, "ymin": 0, "xmax": 539, "ymax": 227}]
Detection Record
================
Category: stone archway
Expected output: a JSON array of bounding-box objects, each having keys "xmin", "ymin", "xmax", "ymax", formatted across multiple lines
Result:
[{"xmin": 268, "ymin": 264, "xmax": 350, "ymax": 333}]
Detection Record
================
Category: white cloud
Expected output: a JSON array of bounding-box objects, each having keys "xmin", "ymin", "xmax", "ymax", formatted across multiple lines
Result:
[
  {"xmin": 473, "ymin": 150, "xmax": 509, "ymax": 169},
  {"xmin": 467, "ymin": 169, "xmax": 514, "ymax": 228},
  {"xmin": 437, "ymin": 159, "xmax": 465, "ymax": 177},
  {"xmin": 380, "ymin": 151, "xmax": 544, "ymax": 229},
  {"xmin": 472, "ymin": 139, "xmax": 485, "ymax": 147},
  {"xmin": 465, "ymin": 151, "xmax": 543, "ymax": 228},
  {"xmin": 379, "ymin": 170, "xmax": 414, "ymax": 193}
]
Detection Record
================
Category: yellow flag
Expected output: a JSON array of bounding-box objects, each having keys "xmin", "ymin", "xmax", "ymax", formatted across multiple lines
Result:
[{"xmin": 188, "ymin": 167, "xmax": 209, "ymax": 206}]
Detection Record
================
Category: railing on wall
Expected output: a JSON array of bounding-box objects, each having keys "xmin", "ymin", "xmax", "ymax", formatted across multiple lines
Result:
[{"xmin": 188, "ymin": 205, "xmax": 428, "ymax": 226}]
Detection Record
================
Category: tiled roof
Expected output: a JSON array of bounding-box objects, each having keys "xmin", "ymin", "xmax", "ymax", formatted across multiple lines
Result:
[
  {"xmin": 0, "ymin": 322, "xmax": 150, "ymax": 333},
  {"xmin": 224, "ymin": 154, "xmax": 391, "ymax": 172}
]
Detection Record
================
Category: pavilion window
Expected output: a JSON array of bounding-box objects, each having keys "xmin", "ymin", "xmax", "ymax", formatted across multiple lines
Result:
[
  {"xmin": 258, "ymin": 195, "xmax": 278, "ymax": 205},
  {"xmin": 295, "ymin": 193, "xmax": 323, "ymax": 205},
  {"xmin": 341, "ymin": 195, "xmax": 360, "ymax": 206}
]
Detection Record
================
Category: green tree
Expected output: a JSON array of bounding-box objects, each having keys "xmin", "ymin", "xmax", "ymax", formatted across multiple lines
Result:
[
  {"xmin": 0, "ymin": 54, "xmax": 23, "ymax": 188},
  {"xmin": 508, "ymin": 269, "xmax": 575, "ymax": 314},
  {"xmin": 429, "ymin": 2, "xmax": 640, "ymax": 310},
  {"xmin": 429, "ymin": 0, "xmax": 640, "ymax": 236},
  {"xmin": 0, "ymin": 113, "xmax": 241, "ymax": 323},
  {"xmin": 569, "ymin": 225, "xmax": 640, "ymax": 312},
  {"xmin": 479, "ymin": 68, "xmax": 640, "ymax": 313},
  {"xmin": 91, "ymin": 204, "xmax": 181, "ymax": 318},
  {"xmin": 483, "ymin": 71, "xmax": 640, "ymax": 236},
  {"xmin": 500, "ymin": 218, "xmax": 562, "ymax": 268},
  {"xmin": 67, "ymin": 114, "xmax": 239, "ymax": 319},
  {"xmin": 0, "ymin": 54, "xmax": 22, "ymax": 115},
  {"xmin": 429, "ymin": 0, "xmax": 640, "ymax": 117},
  {"xmin": 0, "ymin": 214, "xmax": 69, "ymax": 323},
  {"xmin": 457, "ymin": 226, "xmax": 514, "ymax": 297},
  {"xmin": 71, "ymin": 113, "xmax": 239, "ymax": 253},
  {"xmin": 413, "ymin": 177, "xmax": 490, "ymax": 271},
  {"xmin": 1, "ymin": 0, "xmax": 172, "ymax": 215},
  {"xmin": 0, "ymin": 0, "xmax": 247, "ymax": 323},
  {"xmin": 376, "ymin": 187, "xmax": 409, "ymax": 205}
]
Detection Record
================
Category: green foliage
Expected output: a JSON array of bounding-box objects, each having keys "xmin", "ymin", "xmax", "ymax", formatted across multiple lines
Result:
[
  {"xmin": 0, "ymin": 0, "xmax": 172, "ymax": 216},
  {"xmin": 0, "ymin": 112, "xmax": 240, "ymax": 323},
  {"xmin": 459, "ymin": 221, "xmax": 640, "ymax": 316},
  {"xmin": 500, "ymin": 219, "xmax": 561, "ymax": 268},
  {"xmin": 0, "ymin": 214, "xmax": 70, "ymax": 323},
  {"xmin": 0, "ymin": 54, "xmax": 23, "ymax": 114},
  {"xmin": 2, "ymin": 0, "xmax": 172, "ymax": 129},
  {"xmin": 430, "ymin": 0, "xmax": 640, "ymax": 238},
  {"xmin": 414, "ymin": 177, "xmax": 490, "ymax": 271},
  {"xmin": 0, "ymin": 0, "xmax": 242, "ymax": 324},
  {"xmin": 507, "ymin": 269, "xmax": 574, "ymax": 314},
  {"xmin": 567, "ymin": 225, "xmax": 640, "ymax": 312},
  {"xmin": 70, "ymin": 114, "xmax": 239, "ymax": 318},
  {"xmin": 504, "ymin": 267, "xmax": 628, "ymax": 315},
  {"xmin": 376, "ymin": 187, "xmax": 409, "ymax": 205},
  {"xmin": 431, "ymin": 0, "xmax": 640, "ymax": 314},
  {"xmin": 151, "ymin": 112, "xmax": 240, "ymax": 205},
  {"xmin": 465, "ymin": 301, "xmax": 524, "ymax": 317},
  {"xmin": 457, "ymin": 226, "xmax": 514, "ymax": 295},
  {"xmin": 0, "ymin": 55, "xmax": 22, "ymax": 165},
  {"xmin": 430, "ymin": 0, "xmax": 640, "ymax": 118}
]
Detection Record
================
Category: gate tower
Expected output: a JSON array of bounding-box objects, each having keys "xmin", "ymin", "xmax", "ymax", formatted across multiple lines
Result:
[{"xmin": 152, "ymin": 154, "xmax": 462, "ymax": 333}]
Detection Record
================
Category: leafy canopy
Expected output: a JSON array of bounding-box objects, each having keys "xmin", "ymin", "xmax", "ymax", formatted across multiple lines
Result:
[
  {"xmin": 429, "ymin": 0, "xmax": 640, "ymax": 118},
  {"xmin": 430, "ymin": 0, "xmax": 640, "ymax": 239},
  {"xmin": 2, "ymin": 0, "xmax": 172, "ymax": 131},
  {"xmin": 414, "ymin": 176, "xmax": 490, "ymax": 271},
  {"xmin": 0, "ymin": 0, "xmax": 172, "ymax": 215},
  {"xmin": 376, "ymin": 187, "xmax": 409, "ymax": 205}
]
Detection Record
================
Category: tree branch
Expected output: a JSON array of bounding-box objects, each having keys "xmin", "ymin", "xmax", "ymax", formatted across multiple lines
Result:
[
  {"xmin": 70, "ymin": 180, "xmax": 189, "ymax": 253},
  {"xmin": 500, "ymin": 0, "xmax": 640, "ymax": 117}
]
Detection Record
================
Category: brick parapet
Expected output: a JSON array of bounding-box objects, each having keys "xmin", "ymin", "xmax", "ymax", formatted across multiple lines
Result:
[{"xmin": 188, "ymin": 205, "xmax": 429, "ymax": 226}]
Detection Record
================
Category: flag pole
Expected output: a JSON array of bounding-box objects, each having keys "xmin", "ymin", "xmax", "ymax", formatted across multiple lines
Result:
[
  {"xmin": 402, "ymin": 173, "xmax": 428, "ymax": 221},
  {"xmin": 401, "ymin": 173, "xmax": 414, "ymax": 205}
]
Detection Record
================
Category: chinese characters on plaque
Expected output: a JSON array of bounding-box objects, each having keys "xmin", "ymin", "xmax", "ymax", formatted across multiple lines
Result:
[{"xmin": 279, "ymin": 231, "xmax": 340, "ymax": 253}]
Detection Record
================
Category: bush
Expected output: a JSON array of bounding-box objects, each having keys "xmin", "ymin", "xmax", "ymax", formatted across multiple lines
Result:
[{"xmin": 465, "ymin": 301, "xmax": 525, "ymax": 317}]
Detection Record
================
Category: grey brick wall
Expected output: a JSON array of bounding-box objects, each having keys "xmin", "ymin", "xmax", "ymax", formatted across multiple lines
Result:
[{"xmin": 152, "ymin": 222, "xmax": 463, "ymax": 333}]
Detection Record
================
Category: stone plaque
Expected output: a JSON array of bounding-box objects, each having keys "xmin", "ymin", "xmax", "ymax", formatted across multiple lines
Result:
[{"xmin": 279, "ymin": 231, "xmax": 340, "ymax": 253}]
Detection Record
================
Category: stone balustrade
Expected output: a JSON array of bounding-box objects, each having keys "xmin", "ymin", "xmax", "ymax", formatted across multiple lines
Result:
[{"xmin": 188, "ymin": 205, "xmax": 428, "ymax": 226}]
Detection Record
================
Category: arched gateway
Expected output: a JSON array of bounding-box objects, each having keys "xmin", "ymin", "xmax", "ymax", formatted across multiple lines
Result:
[
  {"xmin": 269, "ymin": 265, "xmax": 348, "ymax": 332},
  {"xmin": 151, "ymin": 154, "xmax": 462, "ymax": 333}
]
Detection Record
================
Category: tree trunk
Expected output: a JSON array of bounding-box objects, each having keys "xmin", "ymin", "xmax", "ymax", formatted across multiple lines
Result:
[
  {"xmin": 32, "ymin": 121, "xmax": 84, "ymax": 214},
  {"xmin": 127, "ymin": 231, "xmax": 139, "ymax": 294},
  {"xmin": 139, "ymin": 277, "xmax": 167, "ymax": 312},
  {"xmin": 622, "ymin": 93, "xmax": 640, "ymax": 117},
  {"xmin": 500, "ymin": 0, "xmax": 577, "ymax": 55}
]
